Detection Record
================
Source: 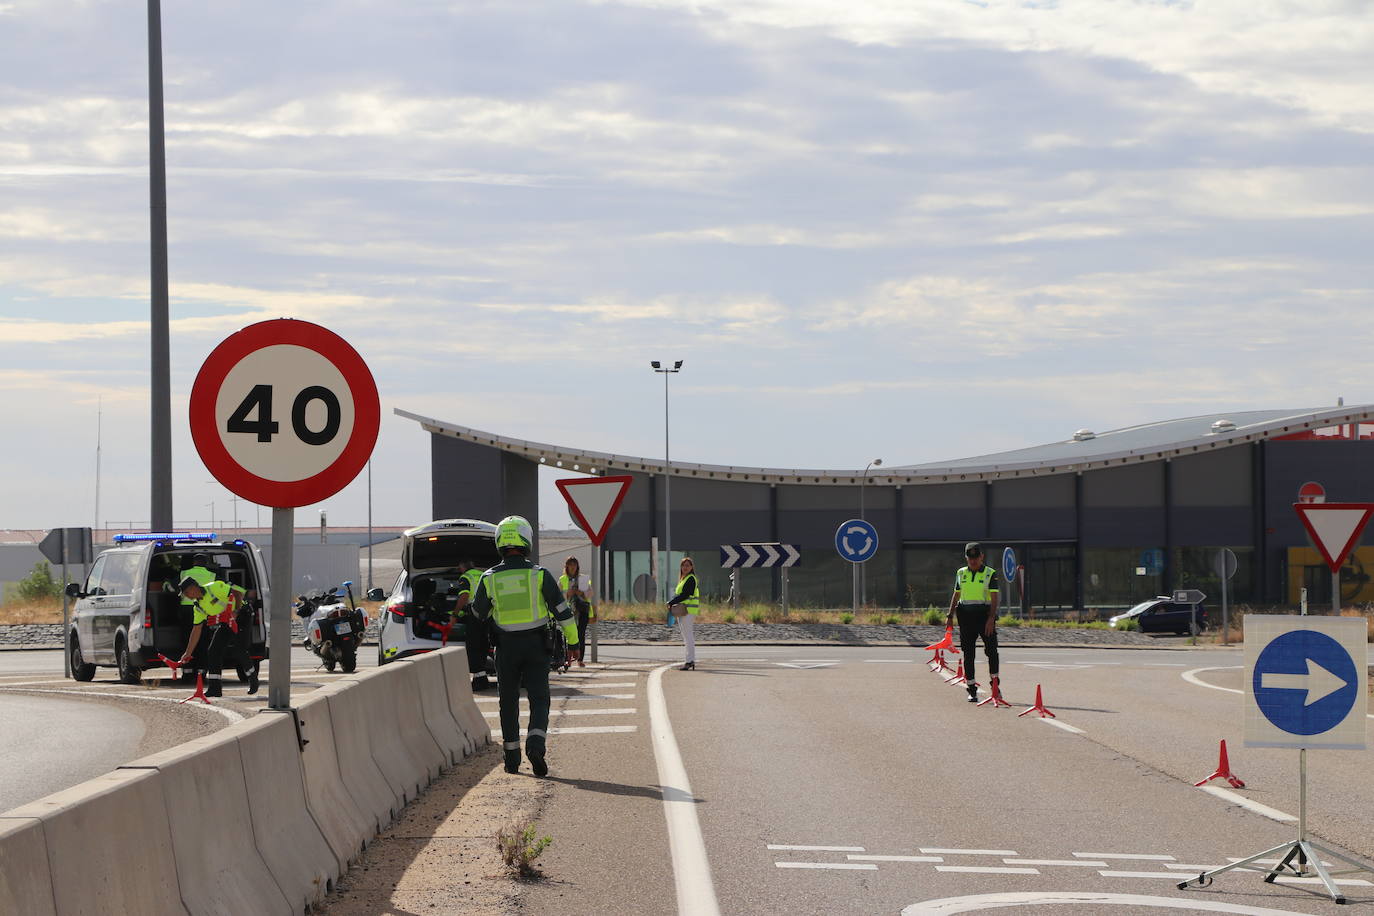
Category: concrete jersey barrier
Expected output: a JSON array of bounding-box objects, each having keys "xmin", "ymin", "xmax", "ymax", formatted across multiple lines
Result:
[
  {"xmin": 294, "ymin": 689, "xmax": 378, "ymax": 870},
  {"xmin": 237, "ymin": 711, "xmax": 340, "ymax": 914},
  {"xmin": 0, "ymin": 639, "xmax": 488, "ymax": 916},
  {"xmin": 438, "ymin": 648, "xmax": 490, "ymax": 747},
  {"xmin": 120, "ymin": 729, "xmax": 294, "ymax": 916},
  {"xmin": 3, "ymin": 768, "xmax": 185, "ymax": 915}
]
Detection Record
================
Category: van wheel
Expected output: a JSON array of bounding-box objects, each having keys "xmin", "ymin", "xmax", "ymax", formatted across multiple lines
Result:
[
  {"xmin": 69, "ymin": 632, "xmax": 96, "ymax": 682},
  {"xmin": 116, "ymin": 639, "xmax": 142, "ymax": 685}
]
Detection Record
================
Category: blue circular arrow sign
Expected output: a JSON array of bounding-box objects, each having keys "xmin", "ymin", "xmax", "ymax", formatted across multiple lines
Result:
[
  {"xmin": 836, "ymin": 519, "xmax": 879, "ymax": 563},
  {"xmin": 1252, "ymin": 630, "xmax": 1359, "ymax": 736},
  {"xmin": 1002, "ymin": 547, "xmax": 1018, "ymax": 584}
]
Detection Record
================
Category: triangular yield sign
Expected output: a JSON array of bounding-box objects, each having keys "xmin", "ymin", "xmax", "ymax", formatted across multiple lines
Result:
[
  {"xmin": 1293, "ymin": 502, "xmax": 1374, "ymax": 574},
  {"xmin": 556, "ymin": 475, "xmax": 633, "ymax": 546}
]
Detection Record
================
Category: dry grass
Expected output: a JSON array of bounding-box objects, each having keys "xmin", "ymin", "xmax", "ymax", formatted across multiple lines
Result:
[
  {"xmin": 1197, "ymin": 606, "xmax": 1374, "ymax": 644},
  {"xmin": 0, "ymin": 598, "xmax": 63, "ymax": 625}
]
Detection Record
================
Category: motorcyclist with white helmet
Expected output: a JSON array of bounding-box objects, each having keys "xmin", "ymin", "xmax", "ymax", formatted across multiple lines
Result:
[{"xmin": 470, "ymin": 515, "xmax": 579, "ymax": 776}]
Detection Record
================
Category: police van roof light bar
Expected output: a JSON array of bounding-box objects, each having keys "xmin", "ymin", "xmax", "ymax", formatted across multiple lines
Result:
[{"xmin": 113, "ymin": 532, "xmax": 218, "ymax": 543}]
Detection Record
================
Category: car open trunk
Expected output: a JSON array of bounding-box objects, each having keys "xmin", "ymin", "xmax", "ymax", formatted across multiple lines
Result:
[{"xmin": 145, "ymin": 545, "xmax": 266, "ymax": 667}]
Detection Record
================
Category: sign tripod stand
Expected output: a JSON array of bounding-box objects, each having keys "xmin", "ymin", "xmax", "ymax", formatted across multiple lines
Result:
[{"xmin": 1176, "ymin": 747, "xmax": 1374, "ymax": 904}]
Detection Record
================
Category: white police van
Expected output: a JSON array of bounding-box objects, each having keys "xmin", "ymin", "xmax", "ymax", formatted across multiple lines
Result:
[
  {"xmin": 65, "ymin": 533, "xmax": 271, "ymax": 684},
  {"xmin": 373, "ymin": 519, "xmax": 498, "ymax": 665}
]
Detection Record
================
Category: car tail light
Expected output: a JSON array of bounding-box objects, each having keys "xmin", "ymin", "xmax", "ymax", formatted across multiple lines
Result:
[
  {"xmin": 143, "ymin": 610, "xmax": 153, "ymax": 629},
  {"xmin": 390, "ymin": 602, "xmax": 409, "ymax": 624}
]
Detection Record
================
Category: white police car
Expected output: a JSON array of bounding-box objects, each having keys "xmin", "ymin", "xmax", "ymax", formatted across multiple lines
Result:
[{"xmin": 373, "ymin": 519, "xmax": 499, "ymax": 664}]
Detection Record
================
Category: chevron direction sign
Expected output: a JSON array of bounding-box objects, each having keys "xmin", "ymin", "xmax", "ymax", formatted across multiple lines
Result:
[{"xmin": 720, "ymin": 543, "xmax": 802, "ymax": 569}]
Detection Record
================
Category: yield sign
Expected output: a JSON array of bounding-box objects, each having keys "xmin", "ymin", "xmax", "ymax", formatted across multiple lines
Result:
[
  {"xmin": 1293, "ymin": 502, "xmax": 1374, "ymax": 574},
  {"xmin": 556, "ymin": 475, "xmax": 633, "ymax": 546}
]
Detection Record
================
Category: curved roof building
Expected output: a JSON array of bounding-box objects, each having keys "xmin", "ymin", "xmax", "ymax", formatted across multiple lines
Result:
[{"xmin": 400, "ymin": 405, "xmax": 1374, "ymax": 612}]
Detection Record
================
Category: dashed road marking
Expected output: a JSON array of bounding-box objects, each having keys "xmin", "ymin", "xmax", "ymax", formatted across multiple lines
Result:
[
  {"xmin": 1004, "ymin": 859, "xmax": 1106, "ymax": 867},
  {"xmin": 1074, "ymin": 853, "xmax": 1175, "ymax": 861},
  {"xmin": 1038, "ymin": 718, "xmax": 1085, "ymax": 735},
  {"xmin": 936, "ymin": 865, "xmax": 1040, "ymax": 875},
  {"xmin": 776, "ymin": 862, "xmax": 876, "ymax": 871},
  {"xmin": 848, "ymin": 855, "xmax": 944, "ymax": 863},
  {"xmin": 1197, "ymin": 786, "xmax": 1296, "ymax": 822},
  {"xmin": 900, "ymin": 891, "xmax": 1322, "ymax": 914},
  {"xmin": 768, "ymin": 845, "xmax": 865, "ymax": 852},
  {"xmin": 489, "ymin": 725, "xmax": 637, "ymax": 736},
  {"xmin": 475, "ymin": 693, "xmax": 636, "ymax": 703},
  {"xmin": 482, "ymin": 708, "xmax": 637, "ymax": 718},
  {"xmin": 920, "ymin": 848, "xmax": 1019, "ymax": 856}
]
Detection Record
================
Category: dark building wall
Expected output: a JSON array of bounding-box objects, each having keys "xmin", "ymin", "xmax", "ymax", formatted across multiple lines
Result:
[
  {"xmin": 430, "ymin": 433, "xmax": 540, "ymax": 543},
  {"xmin": 990, "ymin": 475, "xmax": 1076, "ymax": 540},
  {"xmin": 1170, "ymin": 448, "xmax": 1253, "ymax": 545},
  {"xmin": 1082, "ymin": 463, "xmax": 1164, "ymax": 547},
  {"xmin": 902, "ymin": 482, "xmax": 985, "ymax": 540},
  {"xmin": 612, "ymin": 476, "xmax": 773, "ymax": 549}
]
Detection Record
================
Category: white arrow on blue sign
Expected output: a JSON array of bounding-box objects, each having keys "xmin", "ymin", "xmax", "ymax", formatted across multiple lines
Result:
[
  {"xmin": 835, "ymin": 519, "xmax": 879, "ymax": 563},
  {"xmin": 1002, "ymin": 547, "xmax": 1018, "ymax": 584},
  {"xmin": 1244, "ymin": 615, "xmax": 1367, "ymax": 750},
  {"xmin": 720, "ymin": 543, "xmax": 801, "ymax": 569}
]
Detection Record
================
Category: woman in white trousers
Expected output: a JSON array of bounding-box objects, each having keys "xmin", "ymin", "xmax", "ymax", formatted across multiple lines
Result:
[{"xmin": 667, "ymin": 557, "xmax": 699, "ymax": 670}]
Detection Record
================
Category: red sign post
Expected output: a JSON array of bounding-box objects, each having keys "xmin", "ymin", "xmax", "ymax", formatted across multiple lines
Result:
[{"xmin": 190, "ymin": 319, "xmax": 379, "ymax": 708}]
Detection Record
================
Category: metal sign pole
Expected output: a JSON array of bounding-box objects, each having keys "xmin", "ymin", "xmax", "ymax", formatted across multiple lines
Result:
[
  {"xmin": 61, "ymin": 530, "xmax": 70, "ymax": 678},
  {"xmin": 1331, "ymin": 570, "xmax": 1340, "ymax": 614},
  {"xmin": 590, "ymin": 543, "xmax": 600, "ymax": 663},
  {"xmin": 1221, "ymin": 572, "xmax": 1229, "ymax": 645},
  {"xmin": 851, "ymin": 563, "xmax": 859, "ymax": 616},
  {"xmin": 781, "ymin": 567, "xmax": 789, "ymax": 618},
  {"xmin": 268, "ymin": 507, "xmax": 294, "ymax": 710}
]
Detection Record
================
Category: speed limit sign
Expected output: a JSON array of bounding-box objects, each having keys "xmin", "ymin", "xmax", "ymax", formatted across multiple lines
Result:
[{"xmin": 190, "ymin": 319, "xmax": 380, "ymax": 508}]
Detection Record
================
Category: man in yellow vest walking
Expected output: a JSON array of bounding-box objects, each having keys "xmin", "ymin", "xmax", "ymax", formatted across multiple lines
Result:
[
  {"xmin": 471, "ymin": 516, "xmax": 579, "ymax": 776},
  {"xmin": 945, "ymin": 542, "xmax": 1000, "ymax": 703}
]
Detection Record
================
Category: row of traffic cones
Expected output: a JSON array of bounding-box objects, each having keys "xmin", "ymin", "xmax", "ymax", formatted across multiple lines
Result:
[
  {"xmin": 924, "ymin": 626, "xmax": 1044, "ymax": 714},
  {"xmin": 922, "ymin": 627, "xmax": 1247, "ymax": 787},
  {"xmin": 158, "ymin": 653, "xmax": 213, "ymax": 705}
]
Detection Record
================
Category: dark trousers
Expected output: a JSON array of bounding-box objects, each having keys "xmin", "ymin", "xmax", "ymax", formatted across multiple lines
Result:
[
  {"xmin": 955, "ymin": 605, "xmax": 999, "ymax": 683},
  {"xmin": 496, "ymin": 628, "xmax": 551, "ymax": 759},
  {"xmin": 193, "ymin": 625, "xmax": 230, "ymax": 696},
  {"xmin": 464, "ymin": 616, "xmax": 491, "ymax": 679},
  {"xmin": 573, "ymin": 602, "xmax": 590, "ymax": 661}
]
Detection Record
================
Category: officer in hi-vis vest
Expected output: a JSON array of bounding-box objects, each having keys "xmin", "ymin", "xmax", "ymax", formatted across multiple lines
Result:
[
  {"xmin": 452, "ymin": 558, "xmax": 493, "ymax": 691},
  {"xmin": 471, "ymin": 516, "xmax": 579, "ymax": 776},
  {"xmin": 945, "ymin": 542, "xmax": 1000, "ymax": 703},
  {"xmin": 178, "ymin": 567, "xmax": 246, "ymax": 698}
]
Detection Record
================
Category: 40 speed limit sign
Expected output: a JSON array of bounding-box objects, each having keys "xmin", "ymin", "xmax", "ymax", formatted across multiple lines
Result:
[{"xmin": 190, "ymin": 319, "xmax": 380, "ymax": 508}]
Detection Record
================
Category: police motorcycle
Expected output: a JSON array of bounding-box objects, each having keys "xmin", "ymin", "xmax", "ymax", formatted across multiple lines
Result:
[{"xmin": 296, "ymin": 581, "xmax": 367, "ymax": 673}]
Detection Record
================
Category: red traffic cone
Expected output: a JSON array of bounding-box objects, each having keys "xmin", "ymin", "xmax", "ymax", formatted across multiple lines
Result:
[
  {"xmin": 928, "ymin": 648, "xmax": 945, "ymax": 672},
  {"xmin": 977, "ymin": 676, "xmax": 1012, "ymax": 708},
  {"xmin": 179, "ymin": 673, "xmax": 211, "ymax": 705},
  {"xmin": 925, "ymin": 626, "xmax": 960, "ymax": 653},
  {"xmin": 156, "ymin": 653, "xmax": 184, "ymax": 678},
  {"xmin": 1016, "ymin": 683, "xmax": 1056, "ymax": 718},
  {"xmin": 1194, "ymin": 739, "xmax": 1245, "ymax": 789},
  {"xmin": 945, "ymin": 659, "xmax": 968, "ymax": 686},
  {"xmin": 434, "ymin": 620, "xmax": 455, "ymax": 648}
]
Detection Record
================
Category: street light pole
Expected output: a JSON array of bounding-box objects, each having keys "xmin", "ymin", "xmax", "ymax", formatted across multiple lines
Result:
[
  {"xmin": 859, "ymin": 458, "xmax": 882, "ymax": 609},
  {"xmin": 651, "ymin": 360, "xmax": 683, "ymax": 602}
]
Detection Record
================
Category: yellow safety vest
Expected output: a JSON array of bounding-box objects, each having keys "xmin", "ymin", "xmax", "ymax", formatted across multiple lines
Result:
[
  {"xmin": 559, "ymin": 573, "xmax": 593, "ymax": 607},
  {"xmin": 486, "ymin": 567, "xmax": 554, "ymax": 631},
  {"xmin": 675, "ymin": 573, "xmax": 699, "ymax": 614},
  {"xmin": 191, "ymin": 579, "xmax": 238, "ymax": 626},
  {"xmin": 956, "ymin": 567, "xmax": 997, "ymax": 604}
]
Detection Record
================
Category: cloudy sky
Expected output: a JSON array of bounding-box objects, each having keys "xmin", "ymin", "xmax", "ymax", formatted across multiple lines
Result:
[{"xmin": 3, "ymin": 0, "xmax": 1373, "ymax": 533}]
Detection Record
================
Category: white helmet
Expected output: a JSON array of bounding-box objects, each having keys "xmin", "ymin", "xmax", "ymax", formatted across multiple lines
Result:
[{"xmin": 495, "ymin": 515, "xmax": 533, "ymax": 553}]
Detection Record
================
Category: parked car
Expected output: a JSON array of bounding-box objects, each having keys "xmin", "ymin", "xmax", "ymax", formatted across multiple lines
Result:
[
  {"xmin": 64, "ymin": 532, "xmax": 270, "ymax": 683},
  {"xmin": 1108, "ymin": 596, "xmax": 1208, "ymax": 635},
  {"xmin": 373, "ymin": 519, "xmax": 500, "ymax": 665}
]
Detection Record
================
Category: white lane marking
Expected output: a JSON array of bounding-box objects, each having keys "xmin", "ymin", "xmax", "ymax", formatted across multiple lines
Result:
[
  {"xmin": 1145, "ymin": 663, "xmax": 1186, "ymax": 667},
  {"xmin": 1038, "ymin": 718, "xmax": 1085, "ymax": 735},
  {"xmin": 775, "ymin": 862, "xmax": 876, "ymax": 871},
  {"xmin": 792, "ymin": 658, "xmax": 840, "ymax": 662},
  {"xmin": 648, "ymin": 664, "xmax": 720, "ymax": 916},
  {"xmin": 1198, "ymin": 786, "xmax": 1297, "ymax": 822},
  {"xmin": 767, "ymin": 845, "xmax": 865, "ymax": 852},
  {"xmin": 482, "ymin": 708, "xmax": 637, "ymax": 718},
  {"xmin": 1228, "ymin": 857, "xmax": 1333, "ymax": 866},
  {"xmin": 475, "ymin": 693, "xmax": 635, "ymax": 703},
  {"xmin": 849, "ymin": 855, "xmax": 944, "ymax": 863},
  {"xmin": 920, "ymin": 848, "xmax": 1018, "ymax": 856},
  {"xmin": 1099, "ymin": 870, "xmax": 1198, "ymax": 879},
  {"xmin": 1075, "ymin": 853, "xmax": 1175, "ymax": 861},
  {"xmin": 936, "ymin": 865, "xmax": 1040, "ymax": 875},
  {"xmin": 1162, "ymin": 864, "xmax": 1222, "ymax": 871},
  {"xmin": 8, "ymin": 686, "xmax": 244, "ymax": 722},
  {"xmin": 1003, "ymin": 859, "xmax": 1106, "ymax": 867},
  {"xmin": 1182, "ymin": 666, "xmax": 1242, "ymax": 695},
  {"xmin": 775, "ymin": 662, "xmax": 836, "ymax": 669},
  {"xmin": 552, "ymin": 672, "xmax": 644, "ymax": 679},
  {"xmin": 488, "ymin": 726, "xmax": 637, "ymax": 735},
  {"xmin": 901, "ymin": 890, "xmax": 1323, "ymax": 914},
  {"xmin": 1273, "ymin": 877, "xmax": 1372, "ymax": 886},
  {"xmin": 864, "ymin": 659, "xmax": 915, "ymax": 663}
]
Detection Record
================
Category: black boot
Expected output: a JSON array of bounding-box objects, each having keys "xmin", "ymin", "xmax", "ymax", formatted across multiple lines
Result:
[
  {"xmin": 526, "ymin": 737, "xmax": 548, "ymax": 777},
  {"xmin": 966, "ymin": 682, "xmax": 979, "ymax": 703},
  {"xmin": 471, "ymin": 674, "xmax": 490, "ymax": 691},
  {"xmin": 246, "ymin": 666, "xmax": 260, "ymax": 695},
  {"xmin": 207, "ymin": 678, "xmax": 223, "ymax": 699},
  {"xmin": 503, "ymin": 749, "xmax": 521, "ymax": 774}
]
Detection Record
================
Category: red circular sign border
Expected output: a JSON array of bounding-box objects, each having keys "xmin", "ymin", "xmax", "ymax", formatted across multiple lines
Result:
[{"xmin": 189, "ymin": 319, "xmax": 380, "ymax": 508}]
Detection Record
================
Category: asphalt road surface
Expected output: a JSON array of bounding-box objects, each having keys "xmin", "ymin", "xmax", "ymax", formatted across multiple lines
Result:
[
  {"xmin": 516, "ymin": 644, "xmax": 1373, "ymax": 915},
  {"xmin": 0, "ymin": 693, "xmax": 145, "ymax": 812}
]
